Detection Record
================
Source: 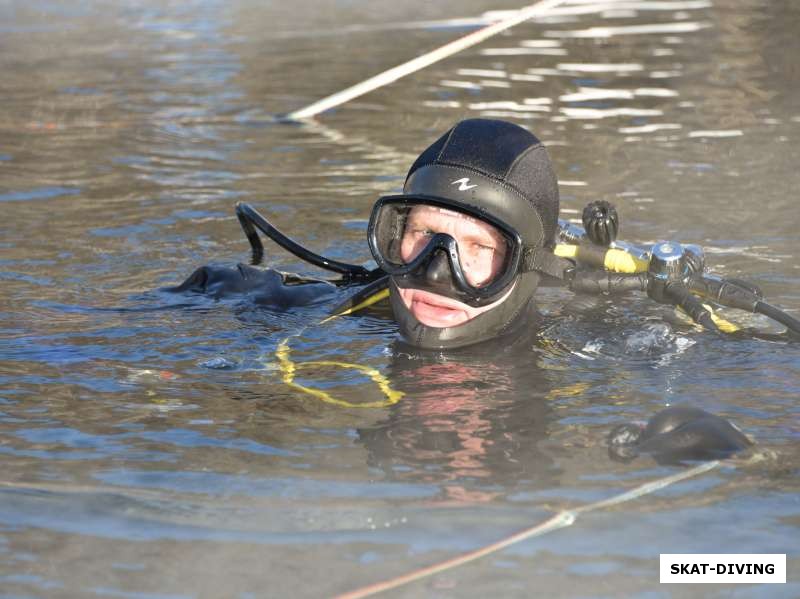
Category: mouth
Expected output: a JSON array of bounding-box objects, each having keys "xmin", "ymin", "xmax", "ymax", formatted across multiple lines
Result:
[{"xmin": 399, "ymin": 288, "xmax": 472, "ymax": 327}]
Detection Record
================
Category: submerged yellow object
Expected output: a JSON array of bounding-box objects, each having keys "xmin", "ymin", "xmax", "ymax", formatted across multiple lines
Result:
[{"xmin": 274, "ymin": 287, "xmax": 402, "ymax": 409}]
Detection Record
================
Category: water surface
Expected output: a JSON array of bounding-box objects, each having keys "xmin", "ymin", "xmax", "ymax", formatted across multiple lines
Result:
[{"xmin": 1, "ymin": 0, "xmax": 798, "ymax": 597}]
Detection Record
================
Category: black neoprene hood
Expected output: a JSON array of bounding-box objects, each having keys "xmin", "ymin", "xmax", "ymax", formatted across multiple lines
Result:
[
  {"xmin": 404, "ymin": 118, "xmax": 560, "ymax": 247},
  {"xmin": 379, "ymin": 118, "xmax": 561, "ymax": 350}
]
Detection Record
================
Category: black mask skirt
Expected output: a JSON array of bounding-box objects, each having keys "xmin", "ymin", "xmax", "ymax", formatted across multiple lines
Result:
[
  {"xmin": 370, "ymin": 196, "xmax": 531, "ymax": 307},
  {"xmin": 368, "ymin": 118, "xmax": 562, "ymax": 350}
]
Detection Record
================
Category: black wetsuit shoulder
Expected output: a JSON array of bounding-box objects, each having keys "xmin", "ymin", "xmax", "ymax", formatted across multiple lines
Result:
[{"xmin": 164, "ymin": 264, "xmax": 336, "ymax": 308}]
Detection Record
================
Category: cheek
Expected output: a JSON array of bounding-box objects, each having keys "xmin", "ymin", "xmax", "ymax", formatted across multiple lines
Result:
[
  {"xmin": 460, "ymin": 251, "xmax": 500, "ymax": 287},
  {"xmin": 461, "ymin": 259, "xmax": 491, "ymax": 287},
  {"xmin": 399, "ymin": 236, "xmax": 413, "ymax": 262}
]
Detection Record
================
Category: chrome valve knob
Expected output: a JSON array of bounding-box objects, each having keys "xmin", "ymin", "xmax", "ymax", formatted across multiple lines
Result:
[
  {"xmin": 682, "ymin": 243, "xmax": 705, "ymax": 275},
  {"xmin": 648, "ymin": 241, "xmax": 686, "ymax": 281}
]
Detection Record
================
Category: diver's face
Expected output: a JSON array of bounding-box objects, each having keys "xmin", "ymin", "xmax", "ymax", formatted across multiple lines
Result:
[
  {"xmin": 400, "ymin": 205, "xmax": 507, "ymax": 286},
  {"xmin": 397, "ymin": 205, "xmax": 511, "ymax": 328}
]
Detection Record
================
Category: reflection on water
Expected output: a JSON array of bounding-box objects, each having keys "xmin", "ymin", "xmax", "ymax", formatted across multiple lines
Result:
[{"xmin": 1, "ymin": 0, "xmax": 799, "ymax": 596}]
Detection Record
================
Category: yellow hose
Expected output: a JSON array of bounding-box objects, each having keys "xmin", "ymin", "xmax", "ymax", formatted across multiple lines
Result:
[
  {"xmin": 555, "ymin": 243, "xmax": 648, "ymax": 274},
  {"xmin": 274, "ymin": 287, "xmax": 403, "ymax": 409}
]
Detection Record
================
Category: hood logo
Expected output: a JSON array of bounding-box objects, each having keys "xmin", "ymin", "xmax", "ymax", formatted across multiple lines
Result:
[{"xmin": 451, "ymin": 177, "xmax": 477, "ymax": 191}]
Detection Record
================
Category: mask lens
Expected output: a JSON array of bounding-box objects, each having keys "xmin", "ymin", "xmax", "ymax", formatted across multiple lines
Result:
[{"xmin": 371, "ymin": 199, "xmax": 514, "ymax": 289}]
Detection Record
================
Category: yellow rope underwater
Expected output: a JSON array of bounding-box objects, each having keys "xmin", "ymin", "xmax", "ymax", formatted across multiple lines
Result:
[
  {"xmin": 274, "ymin": 288, "xmax": 403, "ymax": 408},
  {"xmin": 272, "ymin": 281, "xmax": 738, "ymax": 408}
]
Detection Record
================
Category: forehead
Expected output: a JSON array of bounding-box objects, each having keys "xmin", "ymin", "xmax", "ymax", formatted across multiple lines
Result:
[{"xmin": 407, "ymin": 204, "xmax": 484, "ymax": 225}]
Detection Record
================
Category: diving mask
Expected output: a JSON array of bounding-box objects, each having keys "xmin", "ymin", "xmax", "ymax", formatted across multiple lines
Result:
[{"xmin": 368, "ymin": 195, "xmax": 555, "ymax": 307}]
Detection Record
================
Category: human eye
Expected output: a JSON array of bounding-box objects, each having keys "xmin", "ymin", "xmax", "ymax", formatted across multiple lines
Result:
[
  {"xmin": 410, "ymin": 226, "xmax": 434, "ymax": 237},
  {"xmin": 471, "ymin": 241, "xmax": 496, "ymax": 253}
]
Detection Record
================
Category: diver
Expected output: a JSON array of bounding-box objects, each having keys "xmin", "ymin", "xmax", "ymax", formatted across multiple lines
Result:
[
  {"xmin": 166, "ymin": 118, "xmax": 757, "ymax": 464},
  {"xmin": 168, "ymin": 118, "xmax": 566, "ymax": 350},
  {"xmin": 366, "ymin": 117, "xmax": 566, "ymax": 349}
]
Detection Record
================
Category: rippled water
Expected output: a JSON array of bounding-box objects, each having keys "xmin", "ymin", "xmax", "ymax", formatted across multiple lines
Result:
[{"xmin": 1, "ymin": 0, "xmax": 799, "ymax": 597}]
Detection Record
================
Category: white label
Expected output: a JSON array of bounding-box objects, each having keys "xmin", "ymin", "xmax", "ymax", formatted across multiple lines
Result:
[{"xmin": 660, "ymin": 554, "xmax": 786, "ymax": 583}]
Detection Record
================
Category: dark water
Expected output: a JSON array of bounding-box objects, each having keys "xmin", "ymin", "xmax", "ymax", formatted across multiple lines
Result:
[{"xmin": 1, "ymin": 0, "xmax": 799, "ymax": 597}]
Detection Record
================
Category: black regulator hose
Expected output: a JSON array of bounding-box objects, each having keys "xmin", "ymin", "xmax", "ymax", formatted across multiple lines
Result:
[
  {"xmin": 688, "ymin": 275, "xmax": 761, "ymax": 312},
  {"xmin": 236, "ymin": 203, "xmax": 266, "ymax": 261},
  {"xmin": 563, "ymin": 204, "xmax": 799, "ymax": 338},
  {"xmin": 568, "ymin": 270, "xmax": 648, "ymax": 295},
  {"xmin": 754, "ymin": 301, "xmax": 800, "ymax": 336},
  {"xmin": 661, "ymin": 281, "xmax": 721, "ymax": 333},
  {"xmin": 235, "ymin": 202, "xmax": 382, "ymax": 282},
  {"xmin": 688, "ymin": 275, "xmax": 800, "ymax": 336}
]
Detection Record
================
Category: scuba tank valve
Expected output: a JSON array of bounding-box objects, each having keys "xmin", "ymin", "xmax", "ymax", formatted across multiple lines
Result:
[{"xmin": 646, "ymin": 241, "xmax": 719, "ymax": 332}]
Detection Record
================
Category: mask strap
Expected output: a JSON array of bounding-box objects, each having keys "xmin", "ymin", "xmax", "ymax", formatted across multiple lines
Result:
[{"xmin": 522, "ymin": 247, "xmax": 573, "ymax": 280}]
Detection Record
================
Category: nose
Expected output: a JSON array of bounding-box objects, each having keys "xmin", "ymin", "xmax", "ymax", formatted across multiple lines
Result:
[{"xmin": 425, "ymin": 250, "xmax": 452, "ymax": 285}]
